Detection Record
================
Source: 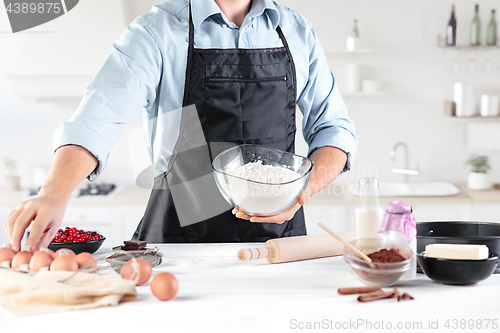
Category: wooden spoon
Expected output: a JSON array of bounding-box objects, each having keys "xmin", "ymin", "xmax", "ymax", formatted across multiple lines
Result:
[{"xmin": 318, "ymin": 222, "xmax": 375, "ymax": 268}]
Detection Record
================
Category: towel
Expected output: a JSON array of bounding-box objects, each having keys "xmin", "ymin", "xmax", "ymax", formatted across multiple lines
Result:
[{"xmin": 0, "ymin": 269, "xmax": 137, "ymax": 316}]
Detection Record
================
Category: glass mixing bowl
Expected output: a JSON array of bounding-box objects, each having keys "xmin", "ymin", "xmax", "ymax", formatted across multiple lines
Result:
[
  {"xmin": 344, "ymin": 238, "xmax": 414, "ymax": 287},
  {"xmin": 212, "ymin": 144, "xmax": 313, "ymax": 217}
]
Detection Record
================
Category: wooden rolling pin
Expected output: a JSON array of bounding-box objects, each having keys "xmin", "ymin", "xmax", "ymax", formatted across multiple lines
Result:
[{"xmin": 237, "ymin": 232, "xmax": 355, "ymax": 264}]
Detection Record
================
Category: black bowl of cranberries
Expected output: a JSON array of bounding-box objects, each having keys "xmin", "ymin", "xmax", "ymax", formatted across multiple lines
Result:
[{"xmin": 48, "ymin": 227, "xmax": 106, "ymax": 254}]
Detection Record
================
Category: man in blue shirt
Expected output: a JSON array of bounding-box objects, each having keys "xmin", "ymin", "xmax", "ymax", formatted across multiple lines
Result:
[{"xmin": 5, "ymin": 0, "xmax": 357, "ymax": 249}]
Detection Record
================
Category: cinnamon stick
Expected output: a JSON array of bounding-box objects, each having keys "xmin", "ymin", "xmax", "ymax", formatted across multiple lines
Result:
[
  {"xmin": 357, "ymin": 290, "xmax": 394, "ymax": 303},
  {"xmin": 393, "ymin": 287, "xmax": 402, "ymax": 301},
  {"xmin": 338, "ymin": 286, "xmax": 382, "ymax": 295},
  {"xmin": 402, "ymin": 292, "xmax": 414, "ymax": 300}
]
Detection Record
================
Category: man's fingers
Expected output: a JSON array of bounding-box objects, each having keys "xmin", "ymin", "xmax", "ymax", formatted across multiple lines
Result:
[
  {"xmin": 5, "ymin": 206, "xmax": 23, "ymax": 241},
  {"xmin": 26, "ymin": 213, "xmax": 52, "ymax": 251},
  {"xmin": 248, "ymin": 203, "xmax": 301, "ymax": 224},
  {"xmin": 35, "ymin": 227, "xmax": 57, "ymax": 251},
  {"xmin": 235, "ymin": 212, "xmax": 251, "ymax": 220},
  {"xmin": 10, "ymin": 208, "xmax": 37, "ymax": 252},
  {"xmin": 232, "ymin": 192, "xmax": 308, "ymax": 224}
]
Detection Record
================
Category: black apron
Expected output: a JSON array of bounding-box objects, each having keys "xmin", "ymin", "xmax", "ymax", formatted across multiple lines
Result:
[{"xmin": 133, "ymin": 6, "xmax": 306, "ymax": 243}]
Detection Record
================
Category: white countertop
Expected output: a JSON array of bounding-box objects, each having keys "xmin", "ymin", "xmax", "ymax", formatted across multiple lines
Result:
[{"xmin": 1, "ymin": 243, "xmax": 499, "ymax": 333}]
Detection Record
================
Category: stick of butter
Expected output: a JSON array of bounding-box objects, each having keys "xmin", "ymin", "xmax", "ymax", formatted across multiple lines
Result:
[{"xmin": 425, "ymin": 244, "xmax": 489, "ymax": 260}]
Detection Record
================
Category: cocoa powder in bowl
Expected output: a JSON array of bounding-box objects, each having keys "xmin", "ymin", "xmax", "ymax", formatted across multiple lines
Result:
[
  {"xmin": 344, "ymin": 240, "xmax": 413, "ymax": 287},
  {"xmin": 368, "ymin": 248, "xmax": 406, "ymax": 263}
]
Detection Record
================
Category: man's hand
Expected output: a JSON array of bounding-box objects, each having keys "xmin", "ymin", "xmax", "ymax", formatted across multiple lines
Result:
[
  {"xmin": 232, "ymin": 188, "xmax": 311, "ymax": 224},
  {"xmin": 4, "ymin": 145, "xmax": 98, "ymax": 252},
  {"xmin": 232, "ymin": 146, "xmax": 347, "ymax": 224},
  {"xmin": 5, "ymin": 194, "xmax": 69, "ymax": 252}
]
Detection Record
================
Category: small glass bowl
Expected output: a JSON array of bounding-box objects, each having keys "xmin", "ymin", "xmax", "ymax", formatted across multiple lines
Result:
[
  {"xmin": 212, "ymin": 144, "xmax": 313, "ymax": 217},
  {"xmin": 343, "ymin": 238, "xmax": 414, "ymax": 287}
]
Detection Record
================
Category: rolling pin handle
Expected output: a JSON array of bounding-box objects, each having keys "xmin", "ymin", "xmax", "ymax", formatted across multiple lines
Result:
[{"xmin": 237, "ymin": 247, "xmax": 270, "ymax": 261}]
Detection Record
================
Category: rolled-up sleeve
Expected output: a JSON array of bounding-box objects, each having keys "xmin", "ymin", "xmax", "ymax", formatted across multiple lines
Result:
[
  {"xmin": 297, "ymin": 26, "xmax": 358, "ymax": 172},
  {"xmin": 53, "ymin": 18, "xmax": 162, "ymax": 181}
]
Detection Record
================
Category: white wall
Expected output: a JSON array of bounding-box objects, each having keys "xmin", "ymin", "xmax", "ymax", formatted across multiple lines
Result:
[
  {"xmin": 0, "ymin": 0, "xmax": 499, "ymax": 189},
  {"xmin": 0, "ymin": 0, "xmax": 139, "ymax": 189},
  {"xmin": 285, "ymin": 0, "xmax": 500, "ymax": 186}
]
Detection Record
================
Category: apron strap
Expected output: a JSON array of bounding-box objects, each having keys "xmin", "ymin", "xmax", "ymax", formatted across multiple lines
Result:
[
  {"xmin": 183, "ymin": 5, "xmax": 195, "ymax": 107},
  {"xmin": 276, "ymin": 25, "xmax": 297, "ymax": 110}
]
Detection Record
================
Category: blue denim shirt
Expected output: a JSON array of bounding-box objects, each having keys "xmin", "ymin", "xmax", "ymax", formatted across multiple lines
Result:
[{"xmin": 53, "ymin": 0, "xmax": 358, "ymax": 181}]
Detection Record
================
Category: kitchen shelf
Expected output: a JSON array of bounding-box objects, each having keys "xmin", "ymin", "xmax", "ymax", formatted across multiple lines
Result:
[
  {"xmin": 437, "ymin": 39, "xmax": 499, "ymax": 50},
  {"xmin": 449, "ymin": 116, "xmax": 500, "ymax": 124}
]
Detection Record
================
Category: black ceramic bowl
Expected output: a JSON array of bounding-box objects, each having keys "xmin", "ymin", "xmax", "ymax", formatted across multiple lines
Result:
[
  {"xmin": 417, "ymin": 251, "xmax": 499, "ymax": 285},
  {"xmin": 48, "ymin": 237, "xmax": 106, "ymax": 254},
  {"xmin": 417, "ymin": 221, "xmax": 500, "ymax": 274}
]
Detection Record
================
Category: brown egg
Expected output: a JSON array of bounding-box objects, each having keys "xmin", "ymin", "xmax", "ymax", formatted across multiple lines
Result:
[
  {"xmin": 0, "ymin": 246, "xmax": 16, "ymax": 264},
  {"xmin": 11, "ymin": 250, "xmax": 33, "ymax": 269},
  {"xmin": 75, "ymin": 252, "xmax": 97, "ymax": 269},
  {"xmin": 120, "ymin": 259, "xmax": 152, "ymax": 286},
  {"xmin": 54, "ymin": 248, "xmax": 76, "ymax": 258},
  {"xmin": 50, "ymin": 254, "xmax": 78, "ymax": 271},
  {"xmin": 45, "ymin": 248, "xmax": 56, "ymax": 258},
  {"xmin": 29, "ymin": 251, "xmax": 53, "ymax": 272},
  {"xmin": 150, "ymin": 272, "xmax": 179, "ymax": 301}
]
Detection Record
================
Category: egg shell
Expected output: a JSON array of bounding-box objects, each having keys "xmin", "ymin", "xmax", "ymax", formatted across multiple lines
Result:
[
  {"xmin": 151, "ymin": 272, "xmax": 179, "ymax": 301},
  {"xmin": 120, "ymin": 259, "xmax": 152, "ymax": 286},
  {"xmin": 29, "ymin": 251, "xmax": 53, "ymax": 272},
  {"xmin": 50, "ymin": 255, "xmax": 78, "ymax": 271},
  {"xmin": 11, "ymin": 251, "xmax": 33, "ymax": 269},
  {"xmin": 0, "ymin": 247, "xmax": 16, "ymax": 263},
  {"xmin": 75, "ymin": 252, "xmax": 97, "ymax": 269},
  {"xmin": 54, "ymin": 248, "xmax": 76, "ymax": 258},
  {"xmin": 41, "ymin": 248, "xmax": 56, "ymax": 259}
]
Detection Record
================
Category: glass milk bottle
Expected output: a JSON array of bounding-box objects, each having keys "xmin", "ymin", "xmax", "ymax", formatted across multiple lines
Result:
[{"xmin": 354, "ymin": 178, "xmax": 384, "ymax": 239}]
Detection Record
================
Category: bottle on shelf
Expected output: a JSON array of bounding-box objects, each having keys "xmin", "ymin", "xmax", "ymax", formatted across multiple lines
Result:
[
  {"xmin": 487, "ymin": 9, "xmax": 498, "ymax": 45},
  {"xmin": 446, "ymin": 5, "xmax": 457, "ymax": 46},
  {"xmin": 346, "ymin": 19, "xmax": 361, "ymax": 51},
  {"xmin": 352, "ymin": 19, "xmax": 359, "ymax": 39},
  {"xmin": 470, "ymin": 4, "xmax": 481, "ymax": 45},
  {"xmin": 354, "ymin": 178, "xmax": 383, "ymax": 239}
]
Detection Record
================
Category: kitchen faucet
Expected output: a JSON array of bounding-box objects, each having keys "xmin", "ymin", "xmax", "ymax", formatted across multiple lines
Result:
[{"xmin": 390, "ymin": 142, "xmax": 420, "ymax": 182}]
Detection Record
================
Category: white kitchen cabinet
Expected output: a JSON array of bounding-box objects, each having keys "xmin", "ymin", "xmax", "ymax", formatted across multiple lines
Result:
[
  {"xmin": 410, "ymin": 203, "xmax": 472, "ymax": 222},
  {"xmin": 120, "ymin": 206, "xmax": 148, "ymax": 240},
  {"xmin": 471, "ymin": 204, "xmax": 500, "ymax": 223},
  {"xmin": 304, "ymin": 204, "xmax": 350, "ymax": 235}
]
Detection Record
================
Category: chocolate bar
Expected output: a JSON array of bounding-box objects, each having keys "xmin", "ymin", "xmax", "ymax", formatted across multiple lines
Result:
[
  {"xmin": 121, "ymin": 245, "xmax": 146, "ymax": 251},
  {"xmin": 124, "ymin": 240, "xmax": 147, "ymax": 247}
]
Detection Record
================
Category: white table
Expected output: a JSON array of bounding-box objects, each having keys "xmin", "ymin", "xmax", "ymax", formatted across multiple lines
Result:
[{"xmin": 1, "ymin": 243, "xmax": 500, "ymax": 333}]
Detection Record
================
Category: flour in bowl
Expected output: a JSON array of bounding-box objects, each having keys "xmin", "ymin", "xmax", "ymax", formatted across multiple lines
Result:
[
  {"xmin": 217, "ymin": 161, "xmax": 305, "ymax": 215},
  {"xmin": 227, "ymin": 161, "xmax": 300, "ymax": 185}
]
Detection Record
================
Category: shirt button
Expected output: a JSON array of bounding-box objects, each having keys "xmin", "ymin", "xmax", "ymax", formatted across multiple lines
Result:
[
  {"xmin": 251, "ymin": 23, "xmax": 256, "ymax": 28},
  {"xmin": 222, "ymin": 24, "xmax": 227, "ymax": 28}
]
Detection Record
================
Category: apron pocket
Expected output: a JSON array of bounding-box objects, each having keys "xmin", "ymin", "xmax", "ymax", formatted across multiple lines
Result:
[{"xmin": 204, "ymin": 63, "xmax": 288, "ymax": 144}]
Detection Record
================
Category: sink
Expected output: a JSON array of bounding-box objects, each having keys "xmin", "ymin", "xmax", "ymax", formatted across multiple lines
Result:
[
  {"xmin": 350, "ymin": 181, "xmax": 460, "ymax": 197},
  {"xmin": 379, "ymin": 181, "xmax": 459, "ymax": 197}
]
